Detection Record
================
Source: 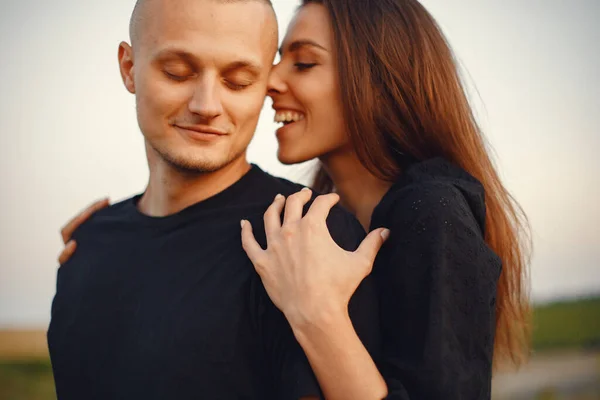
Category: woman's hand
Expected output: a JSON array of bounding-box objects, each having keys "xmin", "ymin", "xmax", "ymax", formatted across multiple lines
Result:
[
  {"xmin": 57, "ymin": 198, "xmax": 110, "ymax": 265},
  {"xmin": 240, "ymin": 188, "xmax": 389, "ymax": 328}
]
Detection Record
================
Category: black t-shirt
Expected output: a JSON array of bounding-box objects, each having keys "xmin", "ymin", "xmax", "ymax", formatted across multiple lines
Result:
[
  {"xmin": 371, "ymin": 158, "xmax": 501, "ymax": 400},
  {"xmin": 48, "ymin": 165, "xmax": 380, "ymax": 400}
]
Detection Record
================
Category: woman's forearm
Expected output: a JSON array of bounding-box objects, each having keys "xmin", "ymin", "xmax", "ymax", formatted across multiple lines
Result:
[{"xmin": 290, "ymin": 310, "xmax": 388, "ymax": 400}]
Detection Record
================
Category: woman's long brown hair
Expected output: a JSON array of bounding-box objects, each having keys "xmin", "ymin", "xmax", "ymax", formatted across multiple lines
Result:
[{"xmin": 306, "ymin": 0, "xmax": 531, "ymax": 367}]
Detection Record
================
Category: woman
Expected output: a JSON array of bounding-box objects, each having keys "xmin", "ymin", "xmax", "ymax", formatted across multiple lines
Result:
[{"xmin": 58, "ymin": 0, "xmax": 531, "ymax": 398}]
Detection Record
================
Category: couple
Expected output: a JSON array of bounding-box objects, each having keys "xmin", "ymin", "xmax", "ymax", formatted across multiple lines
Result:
[{"xmin": 49, "ymin": 0, "xmax": 531, "ymax": 399}]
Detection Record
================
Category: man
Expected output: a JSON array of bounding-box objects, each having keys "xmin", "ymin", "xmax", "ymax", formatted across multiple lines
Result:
[{"xmin": 47, "ymin": 0, "xmax": 380, "ymax": 399}]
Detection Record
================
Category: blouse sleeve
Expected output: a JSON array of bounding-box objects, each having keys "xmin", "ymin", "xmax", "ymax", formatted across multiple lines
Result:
[{"xmin": 374, "ymin": 182, "xmax": 501, "ymax": 399}]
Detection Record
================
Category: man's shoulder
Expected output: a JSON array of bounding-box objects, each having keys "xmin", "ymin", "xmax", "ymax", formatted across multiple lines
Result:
[
  {"xmin": 322, "ymin": 201, "xmax": 365, "ymax": 251},
  {"xmin": 70, "ymin": 196, "xmax": 138, "ymax": 239},
  {"xmin": 250, "ymin": 167, "xmax": 308, "ymax": 197},
  {"xmin": 250, "ymin": 168, "xmax": 365, "ymax": 251}
]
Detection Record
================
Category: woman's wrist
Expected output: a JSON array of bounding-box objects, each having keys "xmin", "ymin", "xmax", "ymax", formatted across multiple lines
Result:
[{"xmin": 287, "ymin": 304, "xmax": 353, "ymax": 344}]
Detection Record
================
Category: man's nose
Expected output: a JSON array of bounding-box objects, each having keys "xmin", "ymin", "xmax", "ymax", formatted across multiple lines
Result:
[{"xmin": 188, "ymin": 75, "xmax": 224, "ymax": 119}]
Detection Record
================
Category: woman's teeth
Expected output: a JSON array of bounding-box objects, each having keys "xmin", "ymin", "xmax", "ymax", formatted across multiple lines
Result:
[{"xmin": 274, "ymin": 111, "xmax": 305, "ymax": 124}]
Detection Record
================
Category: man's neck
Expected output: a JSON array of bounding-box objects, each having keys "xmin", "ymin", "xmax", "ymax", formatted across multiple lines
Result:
[
  {"xmin": 321, "ymin": 149, "xmax": 393, "ymax": 232},
  {"xmin": 138, "ymin": 148, "xmax": 251, "ymax": 217}
]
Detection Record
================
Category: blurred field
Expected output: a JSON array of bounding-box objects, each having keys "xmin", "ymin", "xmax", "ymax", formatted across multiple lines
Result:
[
  {"xmin": 532, "ymin": 297, "xmax": 600, "ymax": 351},
  {"xmin": 0, "ymin": 331, "xmax": 49, "ymax": 360},
  {"xmin": 0, "ymin": 331, "xmax": 55, "ymax": 400},
  {"xmin": 0, "ymin": 360, "xmax": 55, "ymax": 400},
  {"xmin": 492, "ymin": 350, "xmax": 600, "ymax": 400},
  {"xmin": 494, "ymin": 296, "xmax": 600, "ymax": 399},
  {"xmin": 1, "ymin": 296, "xmax": 599, "ymax": 399}
]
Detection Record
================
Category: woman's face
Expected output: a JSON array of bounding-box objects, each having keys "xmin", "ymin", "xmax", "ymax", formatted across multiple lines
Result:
[{"xmin": 267, "ymin": 3, "xmax": 348, "ymax": 165}]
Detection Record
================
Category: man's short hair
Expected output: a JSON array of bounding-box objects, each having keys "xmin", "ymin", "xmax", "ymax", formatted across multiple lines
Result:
[{"xmin": 129, "ymin": 0, "xmax": 275, "ymax": 47}]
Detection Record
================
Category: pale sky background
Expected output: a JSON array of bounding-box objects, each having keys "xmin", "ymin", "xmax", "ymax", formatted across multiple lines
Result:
[{"xmin": 0, "ymin": 0, "xmax": 598, "ymax": 328}]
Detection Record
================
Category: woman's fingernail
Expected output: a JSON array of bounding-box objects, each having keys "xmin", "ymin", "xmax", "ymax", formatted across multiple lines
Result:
[
  {"xmin": 380, "ymin": 229, "xmax": 390, "ymax": 240},
  {"xmin": 240, "ymin": 220, "xmax": 246, "ymax": 228},
  {"xmin": 301, "ymin": 187, "xmax": 311, "ymax": 192},
  {"xmin": 275, "ymin": 194, "xmax": 284, "ymax": 201}
]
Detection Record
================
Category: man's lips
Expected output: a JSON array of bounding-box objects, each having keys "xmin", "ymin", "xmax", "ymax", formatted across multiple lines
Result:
[{"xmin": 174, "ymin": 124, "xmax": 228, "ymax": 136}]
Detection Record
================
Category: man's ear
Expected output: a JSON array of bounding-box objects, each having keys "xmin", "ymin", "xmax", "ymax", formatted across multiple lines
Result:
[{"xmin": 118, "ymin": 42, "xmax": 135, "ymax": 94}]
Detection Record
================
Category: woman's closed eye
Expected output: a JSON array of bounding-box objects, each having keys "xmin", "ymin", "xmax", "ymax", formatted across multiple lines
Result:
[{"xmin": 294, "ymin": 62, "xmax": 317, "ymax": 71}]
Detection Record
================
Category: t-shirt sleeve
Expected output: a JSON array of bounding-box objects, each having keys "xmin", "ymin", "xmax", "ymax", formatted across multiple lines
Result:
[
  {"xmin": 373, "ymin": 183, "xmax": 501, "ymax": 399},
  {"xmin": 251, "ymin": 276, "xmax": 323, "ymax": 400},
  {"xmin": 246, "ymin": 212, "xmax": 322, "ymax": 399}
]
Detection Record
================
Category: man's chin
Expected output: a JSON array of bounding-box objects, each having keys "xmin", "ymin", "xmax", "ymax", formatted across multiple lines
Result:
[
  {"xmin": 166, "ymin": 156, "xmax": 230, "ymax": 174},
  {"xmin": 146, "ymin": 138, "xmax": 249, "ymax": 175},
  {"xmin": 149, "ymin": 146, "xmax": 226, "ymax": 174}
]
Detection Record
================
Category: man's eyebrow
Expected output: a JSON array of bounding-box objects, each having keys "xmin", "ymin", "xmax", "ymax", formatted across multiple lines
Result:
[
  {"xmin": 153, "ymin": 49, "xmax": 197, "ymax": 64},
  {"xmin": 278, "ymin": 39, "xmax": 329, "ymax": 56},
  {"xmin": 153, "ymin": 49, "xmax": 262, "ymax": 76},
  {"xmin": 222, "ymin": 60, "xmax": 263, "ymax": 77}
]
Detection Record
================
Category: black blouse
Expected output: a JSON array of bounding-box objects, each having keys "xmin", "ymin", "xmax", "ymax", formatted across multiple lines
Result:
[{"xmin": 370, "ymin": 158, "xmax": 502, "ymax": 399}]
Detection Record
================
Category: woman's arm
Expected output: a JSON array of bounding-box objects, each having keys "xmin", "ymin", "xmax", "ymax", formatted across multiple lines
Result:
[
  {"xmin": 241, "ymin": 188, "xmax": 389, "ymax": 400},
  {"xmin": 291, "ymin": 308, "xmax": 387, "ymax": 400},
  {"xmin": 375, "ymin": 183, "xmax": 500, "ymax": 399}
]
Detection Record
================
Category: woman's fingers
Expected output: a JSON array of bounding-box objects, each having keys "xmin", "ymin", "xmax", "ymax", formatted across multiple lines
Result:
[
  {"xmin": 355, "ymin": 228, "xmax": 390, "ymax": 271},
  {"xmin": 283, "ymin": 188, "xmax": 312, "ymax": 226},
  {"xmin": 264, "ymin": 194, "xmax": 285, "ymax": 240},
  {"xmin": 57, "ymin": 240, "xmax": 77, "ymax": 266},
  {"xmin": 240, "ymin": 220, "xmax": 266, "ymax": 272},
  {"xmin": 60, "ymin": 198, "xmax": 110, "ymax": 244},
  {"xmin": 305, "ymin": 193, "xmax": 340, "ymax": 224}
]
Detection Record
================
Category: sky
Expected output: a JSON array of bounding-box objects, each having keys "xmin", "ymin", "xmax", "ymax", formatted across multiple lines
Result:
[{"xmin": 0, "ymin": 0, "xmax": 598, "ymax": 328}]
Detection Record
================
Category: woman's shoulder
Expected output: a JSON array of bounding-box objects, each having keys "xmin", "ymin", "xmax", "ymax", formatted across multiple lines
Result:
[
  {"xmin": 372, "ymin": 158, "xmax": 502, "ymax": 284},
  {"xmin": 372, "ymin": 158, "xmax": 486, "ymax": 236}
]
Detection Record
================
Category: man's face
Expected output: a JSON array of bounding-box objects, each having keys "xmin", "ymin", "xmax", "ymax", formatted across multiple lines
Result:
[{"xmin": 119, "ymin": 0, "xmax": 278, "ymax": 173}]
